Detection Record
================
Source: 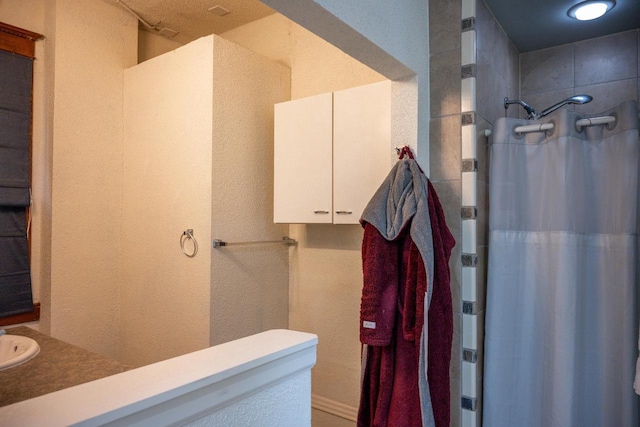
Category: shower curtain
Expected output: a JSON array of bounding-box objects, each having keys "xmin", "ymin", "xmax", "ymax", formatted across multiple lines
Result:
[{"xmin": 483, "ymin": 100, "xmax": 640, "ymax": 427}]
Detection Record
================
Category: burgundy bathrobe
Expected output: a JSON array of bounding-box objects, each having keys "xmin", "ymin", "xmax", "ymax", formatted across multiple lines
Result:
[{"xmin": 358, "ymin": 181, "xmax": 455, "ymax": 427}]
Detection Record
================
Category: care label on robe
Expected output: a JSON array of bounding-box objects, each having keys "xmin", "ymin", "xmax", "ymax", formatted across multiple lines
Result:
[{"xmin": 363, "ymin": 321, "xmax": 376, "ymax": 329}]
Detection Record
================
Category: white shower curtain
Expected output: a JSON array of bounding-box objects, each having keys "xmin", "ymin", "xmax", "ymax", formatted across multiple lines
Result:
[{"xmin": 483, "ymin": 100, "xmax": 640, "ymax": 427}]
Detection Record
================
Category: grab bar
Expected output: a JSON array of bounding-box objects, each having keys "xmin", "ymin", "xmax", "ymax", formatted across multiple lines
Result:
[
  {"xmin": 213, "ymin": 237, "xmax": 297, "ymax": 248},
  {"xmin": 484, "ymin": 113, "xmax": 640, "ymax": 137},
  {"xmin": 575, "ymin": 115, "xmax": 615, "ymax": 129}
]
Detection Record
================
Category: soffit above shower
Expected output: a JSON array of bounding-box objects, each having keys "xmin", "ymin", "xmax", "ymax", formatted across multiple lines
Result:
[{"xmin": 484, "ymin": 0, "xmax": 640, "ymax": 52}]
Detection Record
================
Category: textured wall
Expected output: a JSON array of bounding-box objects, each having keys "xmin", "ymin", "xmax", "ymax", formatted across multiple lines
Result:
[
  {"xmin": 223, "ymin": 15, "xmax": 384, "ymax": 426},
  {"xmin": 209, "ymin": 35, "xmax": 291, "ymax": 346},
  {"xmin": 137, "ymin": 29, "xmax": 184, "ymax": 63},
  {"xmin": 186, "ymin": 371, "xmax": 312, "ymax": 427},
  {"xmin": 48, "ymin": 0, "xmax": 137, "ymax": 358},
  {"xmin": 121, "ymin": 36, "xmax": 214, "ymax": 367},
  {"xmin": 121, "ymin": 35, "xmax": 291, "ymax": 365}
]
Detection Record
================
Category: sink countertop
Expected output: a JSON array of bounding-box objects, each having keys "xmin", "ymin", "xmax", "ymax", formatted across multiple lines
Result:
[{"xmin": 0, "ymin": 326, "xmax": 130, "ymax": 407}]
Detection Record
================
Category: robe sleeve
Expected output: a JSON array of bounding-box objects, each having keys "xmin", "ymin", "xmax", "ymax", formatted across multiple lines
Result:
[{"xmin": 360, "ymin": 222, "xmax": 400, "ymax": 346}]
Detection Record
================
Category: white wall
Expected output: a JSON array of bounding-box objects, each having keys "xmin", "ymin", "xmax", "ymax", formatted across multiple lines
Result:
[
  {"xmin": 121, "ymin": 37, "xmax": 215, "ymax": 367},
  {"xmin": 137, "ymin": 29, "xmax": 184, "ymax": 63},
  {"xmin": 47, "ymin": 0, "xmax": 137, "ymax": 358},
  {"xmin": 121, "ymin": 34, "xmax": 291, "ymax": 366},
  {"xmin": 222, "ymin": 15, "xmax": 385, "ymax": 425},
  {"xmin": 209, "ymin": 35, "xmax": 291, "ymax": 346}
]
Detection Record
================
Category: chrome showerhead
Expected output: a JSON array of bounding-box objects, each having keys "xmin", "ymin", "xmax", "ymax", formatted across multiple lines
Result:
[{"xmin": 537, "ymin": 94, "xmax": 593, "ymax": 119}]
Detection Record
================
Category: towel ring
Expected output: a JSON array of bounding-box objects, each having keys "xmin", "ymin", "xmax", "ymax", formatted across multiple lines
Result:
[{"xmin": 180, "ymin": 229, "xmax": 198, "ymax": 258}]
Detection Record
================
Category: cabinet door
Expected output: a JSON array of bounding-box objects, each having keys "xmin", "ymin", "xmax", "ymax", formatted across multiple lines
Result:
[
  {"xmin": 333, "ymin": 81, "xmax": 392, "ymax": 225},
  {"xmin": 274, "ymin": 93, "xmax": 333, "ymax": 223}
]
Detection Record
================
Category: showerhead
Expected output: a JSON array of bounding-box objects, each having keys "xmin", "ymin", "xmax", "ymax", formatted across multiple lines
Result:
[
  {"xmin": 538, "ymin": 94, "xmax": 593, "ymax": 118},
  {"xmin": 567, "ymin": 94, "xmax": 593, "ymax": 104}
]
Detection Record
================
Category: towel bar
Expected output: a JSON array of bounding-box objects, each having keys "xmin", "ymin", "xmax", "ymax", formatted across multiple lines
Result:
[{"xmin": 213, "ymin": 237, "xmax": 297, "ymax": 248}]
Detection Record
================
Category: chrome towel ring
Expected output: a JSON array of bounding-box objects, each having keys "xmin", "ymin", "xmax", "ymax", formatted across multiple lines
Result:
[{"xmin": 180, "ymin": 229, "xmax": 198, "ymax": 257}]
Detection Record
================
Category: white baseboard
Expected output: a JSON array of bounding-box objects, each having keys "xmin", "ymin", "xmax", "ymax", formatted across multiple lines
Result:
[{"xmin": 312, "ymin": 393, "xmax": 358, "ymax": 422}]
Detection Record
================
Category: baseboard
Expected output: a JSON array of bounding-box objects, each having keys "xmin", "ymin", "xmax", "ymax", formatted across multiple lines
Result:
[{"xmin": 312, "ymin": 393, "xmax": 358, "ymax": 422}]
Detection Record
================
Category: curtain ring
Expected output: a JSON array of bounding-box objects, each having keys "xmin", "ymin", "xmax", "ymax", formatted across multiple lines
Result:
[{"xmin": 180, "ymin": 229, "xmax": 198, "ymax": 257}]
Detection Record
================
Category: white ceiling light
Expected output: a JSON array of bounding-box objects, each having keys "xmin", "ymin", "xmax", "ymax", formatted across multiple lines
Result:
[{"xmin": 568, "ymin": 0, "xmax": 615, "ymax": 20}]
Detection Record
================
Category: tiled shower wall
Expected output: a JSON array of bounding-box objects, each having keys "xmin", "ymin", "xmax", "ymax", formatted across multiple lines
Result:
[
  {"xmin": 459, "ymin": 1, "xmax": 519, "ymax": 426},
  {"xmin": 432, "ymin": 0, "xmax": 639, "ymax": 424},
  {"xmin": 520, "ymin": 29, "xmax": 640, "ymax": 118},
  {"xmin": 429, "ymin": 0, "xmax": 518, "ymax": 425}
]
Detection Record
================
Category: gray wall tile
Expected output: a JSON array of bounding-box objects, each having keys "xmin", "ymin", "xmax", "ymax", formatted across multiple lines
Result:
[
  {"xmin": 430, "ymin": 50, "xmax": 461, "ymax": 117},
  {"xmin": 432, "ymin": 179, "xmax": 461, "ymax": 313},
  {"xmin": 476, "ymin": 246, "xmax": 488, "ymax": 313},
  {"xmin": 477, "ymin": 51, "xmax": 508, "ymax": 124},
  {"xmin": 450, "ymin": 373, "xmax": 461, "ymax": 427},
  {"xmin": 575, "ymin": 78, "xmax": 638, "ymax": 114},
  {"xmin": 450, "ymin": 242, "xmax": 462, "ymax": 313},
  {"xmin": 430, "ymin": 115, "xmax": 461, "ymax": 181},
  {"xmin": 476, "ymin": 116, "xmax": 491, "ymax": 183},
  {"xmin": 476, "ymin": 310, "xmax": 486, "ymax": 380},
  {"xmin": 477, "ymin": 182, "xmax": 488, "ymax": 246},
  {"xmin": 521, "ymin": 44, "xmax": 574, "ymax": 95},
  {"xmin": 476, "ymin": 0, "xmax": 509, "ymax": 76},
  {"xmin": 507, "ymin": 41, "xmax": 521, "ymax": 116},
  {"xmin": 575, "ymin": 31, "xmax": 638, "ymax": 86},
  {"xmin": 451, "ymin": 313, "xmax": 462, "ymax": 379},
  {"xmin": 516, "ymin": 88, "xmax": 574, "ymax": 119},
  {"xmin": 429, "ymin": 0, "xmax": 461, "ymax": 54}
]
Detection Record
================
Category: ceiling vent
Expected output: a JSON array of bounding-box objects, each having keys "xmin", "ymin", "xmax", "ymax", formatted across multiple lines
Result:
[{"xmin": 208, "ymin": 5, "xmax": 231, "ymax": 17}]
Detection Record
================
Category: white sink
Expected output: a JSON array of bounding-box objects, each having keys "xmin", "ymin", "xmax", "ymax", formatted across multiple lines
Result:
[{"xmin": 0, "ymin": 334, "xmax": 40, "ymax": 371}]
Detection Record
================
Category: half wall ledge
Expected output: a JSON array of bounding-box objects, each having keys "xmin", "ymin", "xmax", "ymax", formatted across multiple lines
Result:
[{"xmin": 0, "ymin": 329, "xmax": 318, "ymax": 427}]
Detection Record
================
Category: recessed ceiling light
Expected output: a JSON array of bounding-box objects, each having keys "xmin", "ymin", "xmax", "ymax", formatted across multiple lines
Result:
[
  {"xmin": 208, "ymin": 5, "xmax": 231, "ymax": 17},
  {"xmin": 567, "ymin": 0, "xmax": 615, "ymax": 20}
]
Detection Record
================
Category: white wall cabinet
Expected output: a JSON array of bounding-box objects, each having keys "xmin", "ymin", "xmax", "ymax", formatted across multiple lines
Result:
[{"xmin": 274, "ymin": 80, "xmax": 392, "ymax": 224}]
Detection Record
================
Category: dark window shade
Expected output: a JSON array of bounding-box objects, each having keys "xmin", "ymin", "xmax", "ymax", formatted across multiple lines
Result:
[
  {"xmin": 0, "ymin": 26, "xmax": 39, "ymax": 319},
  {"xmin": 0, "ymin": 207, "xmax": 32, "ymax": 316},
  {"xmin": 0, "ymin": 50, "xmax": 32, "ymax": 207}
]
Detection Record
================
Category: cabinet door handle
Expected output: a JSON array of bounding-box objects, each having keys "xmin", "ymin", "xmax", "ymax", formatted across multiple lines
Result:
[
  {"xmin": 335, "ymin": 210, "xmax": 353, "ymax": 215},
  {"xmin": 314, "ymin": 210, "xmax": 330, "ymax": 214}
]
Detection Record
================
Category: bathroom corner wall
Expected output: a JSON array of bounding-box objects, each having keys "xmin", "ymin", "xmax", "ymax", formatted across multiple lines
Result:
[
  {"xmin": 520, "ymin": 29, "xmax": 639, "ymax": 117},
  {"xmin": 121, "ymin": 34, "xmax": 291, "ymax": 367},
  {"xmin": 459, "ymin": 2, "xmax": 519, "ymax": 426},
  {"xmin": 137, "ymin": 29, "xmax": 184, "ymax": 63},
  {"xmin": 48, "ymin": 0, "xmax": 137, "ymax": 358},
  {"xmin": 121, "ymin": 37, "xmax": 215, "ymax": 367},
  {"xmin": 459, "ymin": 1, "xmax": 521, "ymax": 426},
  {"xmin": 428, "ymin": 0, "xmax": 462, "ymax": 425}
]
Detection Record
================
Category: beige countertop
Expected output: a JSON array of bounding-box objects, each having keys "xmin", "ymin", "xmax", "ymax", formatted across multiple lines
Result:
[{"xmin": 0, "ymin": 326, "xmax": 130, "ymax": 407}]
